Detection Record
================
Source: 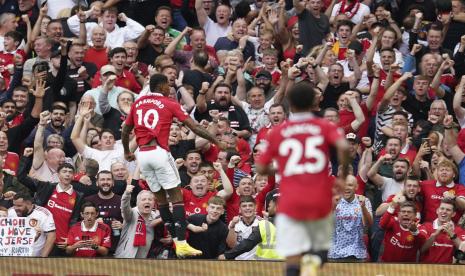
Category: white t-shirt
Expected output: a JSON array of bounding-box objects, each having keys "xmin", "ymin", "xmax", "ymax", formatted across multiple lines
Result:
[
  {"xmin": 82, "ymin": 143, "xmax": 125, "ymax": 171},
  {"xmin": 204, "ymin": 17, "xmax": 231, "ymax": 46},
  {"xmin": 8, "ymin": 205, "xmax": 55, "ymax": 257},
  {"xmin": 331, "ymin": 3, "xmax": 370, "ymax": 25},
  {"xmin": 240, "ymin": 97, "xmax": 275, "ymax": 147},
  {"xmin": 37, "ymin": 0, "xmax": 75, "ymax": 19},
  {"xmin": 380, "ymin": 177, "xmax": 404, "ymax": 202},
  {"xmin": 234, "ymin": 217, "xmax": 260, "ymax": 260}
]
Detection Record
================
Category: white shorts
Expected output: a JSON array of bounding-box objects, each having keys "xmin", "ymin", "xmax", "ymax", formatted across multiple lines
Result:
[
  {"xmin": 275, "ymin": 213, "xmax": 334, "ymax": 257},
  {"xmin": 136, "ymin": 147, "xmax": 180, "ymax": 192}
]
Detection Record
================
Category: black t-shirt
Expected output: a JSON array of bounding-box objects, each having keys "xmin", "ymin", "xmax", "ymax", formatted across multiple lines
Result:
[
  {"xmin": 0, "ymin": 198, "xmax": 12, "ymax": 209},
  {"xmin": 137, "ymin": 45, "xmax": 163, "ymax": 66},
  {"xmin": 298, "ymin": 9, "xmax": 330, "ymax": 56},
  {"xmin": 194, "ymin": 102, "xmax": 252, "ymax": 133},
  {"xmin": 84, "ymin": 194, "xmax": 123, "ymax": 225},
  {"xmin": 444, "ymin": 21, "xmax": 465, "ymax": 52},
  {"xmin": 178, "ymin": 166, "xmax": 191, "ymax": 188},
  {"xmin": 67, "ymin": 62, "xmax": 98, "ymax": 97},
  {"xmin": 72, "ymin": 180, "xmax": 98, "ymax": 198},
  {"xmin": 187, "ymin": 214, "xmax": 228, "ymax": 259},
  {"xmin": 170, "ymin": 139, "xmax": 195, "ymax": 160},
  {"xmin": 182, "ymin": 69, "xmax": 213, "ymax": 99},
  {"xmin": 113, "ymin": 179, "xmax": 141, "ymax": 207},
  {"xmin": 321, "ymin": 82, "xmax": 350, "ymax": 110},
  {"xmin": 402, "ymin": 93, "xmax": 432, "ymax": 122},
  {"xmin": 397, "ymin": 0, "xmax": 436, "ymax": 23},
  {"xmin": 103, "ymin": 108, "xmax": 125, "ymax": 140}
]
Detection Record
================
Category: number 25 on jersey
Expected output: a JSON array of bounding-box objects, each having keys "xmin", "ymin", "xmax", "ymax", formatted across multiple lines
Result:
[{"xmin": 279, "ymin": 136, "xmax": 326, "ymax": 177}]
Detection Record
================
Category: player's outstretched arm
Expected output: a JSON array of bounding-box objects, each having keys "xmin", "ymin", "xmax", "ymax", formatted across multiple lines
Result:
[
  {"xmin": 121, "ymin": 122, "xmax": 135, "ymax": 161},
  {"xmin": 183, "ymin": 118, "xmax": 225, "ymax": 149}
]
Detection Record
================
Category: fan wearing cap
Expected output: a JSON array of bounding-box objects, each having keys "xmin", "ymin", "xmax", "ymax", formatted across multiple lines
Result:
[
  {"xmin": 344, "ymin": 133, "xmax": 361, "ymax": 173},
  {"xmin": 83, "ymin": 65, "xmax": 131, "ymax": 115},
  {"xmin": 253, "ymin": 70, "xmax": 275, "ymax": 101}
]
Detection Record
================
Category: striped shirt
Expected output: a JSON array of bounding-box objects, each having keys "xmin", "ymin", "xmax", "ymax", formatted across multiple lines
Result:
[{"xmin": 374, "ymin": 106, "xmax": 413, "ymax": 153}]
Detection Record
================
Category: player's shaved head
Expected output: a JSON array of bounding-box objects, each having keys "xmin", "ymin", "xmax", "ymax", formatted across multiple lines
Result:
[
  {"xmin": 150, "ymin": 73, "xmax": 170, "ymax": 95},
  {"xmin": 287, "ymin": 81, "xmax": 315, "ymax": 112}
]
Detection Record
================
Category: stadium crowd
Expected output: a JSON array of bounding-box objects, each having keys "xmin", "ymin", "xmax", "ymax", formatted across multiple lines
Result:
[{"xmin": 0, "ymin": 0, "xmax": 464, "ymax": 264}]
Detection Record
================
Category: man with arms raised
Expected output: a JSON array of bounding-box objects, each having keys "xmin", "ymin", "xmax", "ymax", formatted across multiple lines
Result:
[{"xmin": 121, "ymin": 74, "xmax": 224, "ymax": 257}]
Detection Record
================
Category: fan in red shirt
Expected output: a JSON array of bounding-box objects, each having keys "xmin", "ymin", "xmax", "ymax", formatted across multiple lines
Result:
[
  {"xmin": 92, "ymin": 48, "xmax": 142, "ymax": 93},
  {"xmin": 380, "ymin": 200, "xmax": 425, "ymax": 262},
  {"xmin": 66, "ymin": 202, "xmax": 111, "ymax": 257},
  {"xmin": 122, "ymin": 74, "xmax": 224, "ymax": 257},
  {"xmin": 366, "ymin": 43, "xmax": 402, "ymax": 116},
  {"xmin": 255, "ymin": 103, "xmax": 287, "ymax": 147},
  {"xmin": 0, "ymin": 131, "xmax": 19, "ymax": 175},
  {"xmin": 83, "ymin": 26, "xmax": 108, "ymax": 70},
  {"xmin": 256, "ymin": 81, "xmax": 349, "ymax": 276},
  {"xmin": 183, "ymin": 165, "xmax": 233, "ymax": 216},
  {"xmin": 0, "ymin": 31, "xmax": 28, "ymax": 87},
  {"xmin": 419, "ymin": 199, "xmax": 465, "ymax": 263},
  {"xmin": 419, "ymin": 160, "xmax": 465, "ymax": 223}
]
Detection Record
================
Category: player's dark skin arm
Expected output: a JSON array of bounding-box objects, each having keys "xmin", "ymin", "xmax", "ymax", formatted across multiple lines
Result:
[
  {"xmin": 121, "ymin": 122, "xmax": 135, "ymax": 160},
  {"xmin": 183, "ymin": 118, "xmax": 225, "ymax": 149}
]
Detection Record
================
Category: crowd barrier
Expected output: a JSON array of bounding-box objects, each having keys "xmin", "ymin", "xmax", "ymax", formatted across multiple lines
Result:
[{"xmin": 0, "ymin": 257, "xmax": 463, "ymax": 276}]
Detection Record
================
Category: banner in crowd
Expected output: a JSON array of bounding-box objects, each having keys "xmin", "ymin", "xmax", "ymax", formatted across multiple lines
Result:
[{"xmin": 0, "ymin": 217, "xmax": 36, "ymax": 256}]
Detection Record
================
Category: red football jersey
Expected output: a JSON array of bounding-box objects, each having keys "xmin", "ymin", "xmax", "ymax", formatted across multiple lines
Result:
[
  {"xmin": 257, "ymin": 113, "xmax": 344, "ymax": 220},
  {"xmin": 125, "ymin": 93, "xmax": 189, "ymax": 151},
  {"xmin": 379, "ymin": 212, "xmax": 424, "ymax": 262},
  {"xmin": 419, "ymin": 180, "xmax": 465, "ymax": 223},
  {"xmin": 338, "ymin": 102, "xmax": 369, "ymax": 137},
  {"xmin": 182, "ymin": 188, "xmax": 217, "ymax": 217},
  {"xmin": 67, "ymin": 222, "xmax": 111, "ymax": 257},
  {"xmin": 46, "ymin": 189, "xmax": 77, "ymax": 244},
  {"xmin": 255, "ymin": 124, "xmax": 272, "ymax": 147},
  {"xmin": 419, "ymin": 221, "xmax": 465, "ymax": 263},
  {"xmin": 226, "ymin": 191, "xmax": 241, "ymax": 223}
]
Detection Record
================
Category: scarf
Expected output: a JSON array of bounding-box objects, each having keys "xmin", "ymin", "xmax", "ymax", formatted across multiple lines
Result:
[
  {"xmin": 337, "ymin": 0, "xmax": 361, "ymax": 19},
  {"xmin": 133, "ymin": 214, "xmax": 147, "ymax": 247}
]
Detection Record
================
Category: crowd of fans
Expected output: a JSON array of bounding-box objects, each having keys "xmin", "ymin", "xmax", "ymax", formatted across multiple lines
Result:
[{"xmin": 0, "ymin": 0, "xmax": 464, "ymax": 263}]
